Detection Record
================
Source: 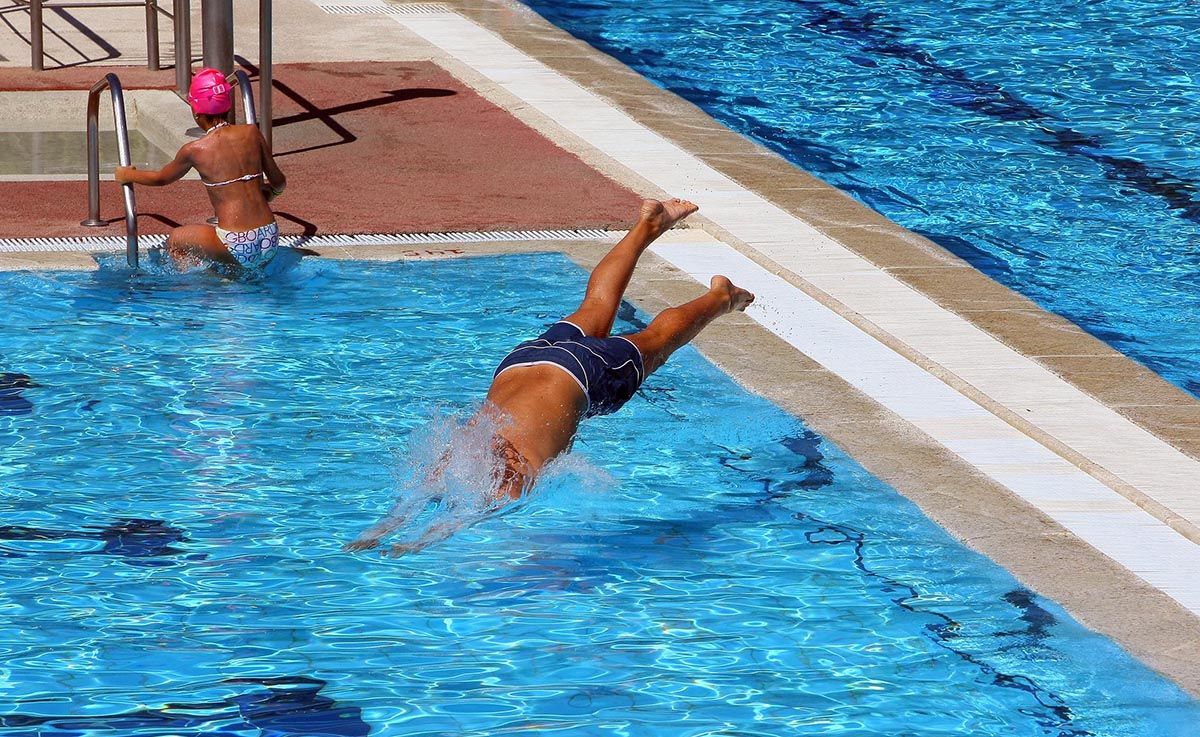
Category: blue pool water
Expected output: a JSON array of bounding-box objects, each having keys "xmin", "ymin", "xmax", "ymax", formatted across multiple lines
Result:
[
  {"xmin": 1, "ymin": 256, "xmax": 1197, "ymax": 735},
  {"xmin": 522, "ymin": 0, "xmax": 1200, "ymax": 398}
]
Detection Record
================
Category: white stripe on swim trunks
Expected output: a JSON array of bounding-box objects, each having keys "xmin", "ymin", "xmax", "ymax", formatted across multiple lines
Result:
[
  {"xmin": 502, "ymin": 344, "xmax": 591, "ymax": 390},
  {"xmin": 613, "ymin": 337, "xmax": 645, "ymax": 383},
  {"xmin": 504, "ymin": 343, "xmax": 590, "ymax": 386}
]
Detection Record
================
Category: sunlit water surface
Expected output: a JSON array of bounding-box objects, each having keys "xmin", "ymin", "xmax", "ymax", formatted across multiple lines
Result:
[{"xmin": 0, "ymin": 256, "xmax": 1196, "ymax": 736}]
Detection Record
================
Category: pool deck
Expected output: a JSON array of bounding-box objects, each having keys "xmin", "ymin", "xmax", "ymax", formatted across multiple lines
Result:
[{"xmin": 3, "ymin": 0, "xmax": 1200, "ymax": 696}]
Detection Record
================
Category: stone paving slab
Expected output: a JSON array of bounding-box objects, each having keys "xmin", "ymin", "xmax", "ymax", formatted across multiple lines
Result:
[{"xmin": 0, "ymin": 0, "xmax": 431, "ymax": 70}]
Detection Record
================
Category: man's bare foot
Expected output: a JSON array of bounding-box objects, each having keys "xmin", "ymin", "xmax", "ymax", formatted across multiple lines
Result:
[
  {"xmin": 710, "ymin": 275, "xmax": 755, "ymax": 312},
  {"xmin": 640, "ymin": 198, "xmax": 699, "ymax": 238}
]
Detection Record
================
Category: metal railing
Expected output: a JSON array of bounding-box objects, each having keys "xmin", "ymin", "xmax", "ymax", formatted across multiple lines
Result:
[
  {"xmin": 229, "ymin": 69, "xmax": 257, "ymax": 127},
  {"xmin": 24, "ymin": 0, "xmax": 163, "ymax": 71},
  {"xmin": 81, "ymin": 73, "xmax": 139, "ymax": 268},
  {"xmin": 258, "ymin": 0, "xmax": 272, "ymax": 149},
  {"xmin": 172, "ymin": 0, "xmax": 190, "ymax": 96}
]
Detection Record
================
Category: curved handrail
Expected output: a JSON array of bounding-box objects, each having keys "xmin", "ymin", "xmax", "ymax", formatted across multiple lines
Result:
[
  {"xmin": 82, "ymin": 73, "xmax": 139, "ymax": 269},
  {"xmin": 228, "ymin": 70, "xmax": 258, "ymax": 127}
]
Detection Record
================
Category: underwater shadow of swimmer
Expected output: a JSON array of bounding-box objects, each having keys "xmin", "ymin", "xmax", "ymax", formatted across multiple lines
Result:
[
  {"xmin": 0, "ymin": 675, "xmax": 370, "ymax": 737},
  {"xmin": 0, "ymin": 373, "xmax": 38, "ymax": 416},
  {"xmin": 0, "ymin": 518, "xmax": 199, "ymax": 566}
]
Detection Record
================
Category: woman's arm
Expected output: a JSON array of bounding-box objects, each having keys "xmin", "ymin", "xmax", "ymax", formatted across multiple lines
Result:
[
  {"xmin": 259, "ymin": 129, "xmax": 287, "ymax": 201},
  {"xmin": 115, "ymin": 144, "xmax": 194, "ymax": 187}
]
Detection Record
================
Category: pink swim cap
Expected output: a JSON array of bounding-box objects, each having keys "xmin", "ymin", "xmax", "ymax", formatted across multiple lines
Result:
[{"xmin": 187, "ymin": 68, "xmax": 232, "ymax": 115}]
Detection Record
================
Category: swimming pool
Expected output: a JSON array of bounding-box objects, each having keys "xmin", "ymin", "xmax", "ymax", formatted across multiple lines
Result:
[
  {"xmin": 0, "ymin": 255, "xmax": 1196, "ymax": 735},
  {"xmin": 522, "ymin": 0, "xmax": 1200, "ymax": 399}
]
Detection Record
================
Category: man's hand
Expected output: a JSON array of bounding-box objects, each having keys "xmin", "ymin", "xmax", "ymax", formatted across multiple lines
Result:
[{"xmin": 342, "ymin": 535, "xmax": 381, "ymax": 552}]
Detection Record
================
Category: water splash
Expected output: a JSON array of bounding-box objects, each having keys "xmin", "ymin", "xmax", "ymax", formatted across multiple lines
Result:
[
  {"xmin": 93, "ymin": 246, "xmax": 308, "ymax": 281},
  {"xmin": 353, "ymin": 406, "xmax": 613, "ymax": 553}
]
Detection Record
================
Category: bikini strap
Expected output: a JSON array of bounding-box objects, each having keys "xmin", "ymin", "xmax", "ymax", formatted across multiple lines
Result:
[{"xmin": 202, "ymin": 171, "xmax": 265, "ymax": 188}]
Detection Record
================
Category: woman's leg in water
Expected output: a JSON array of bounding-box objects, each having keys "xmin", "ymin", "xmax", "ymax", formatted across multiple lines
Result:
[
  {"xmin": 626, "ymin": 276, "xmax": 755, "ymax": 376},
  {"xmin": 165, "ymin": 224, "xmax": 238, "ymax": 268},
  {"xmin": 562, "ymin": 198, "xmax": 698, "ymax": 338}
]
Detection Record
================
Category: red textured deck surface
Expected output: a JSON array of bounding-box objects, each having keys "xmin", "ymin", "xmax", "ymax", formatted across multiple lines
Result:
[{"xmin": 0, "ymin": 62, "xmax": 642, "ymax": 237}]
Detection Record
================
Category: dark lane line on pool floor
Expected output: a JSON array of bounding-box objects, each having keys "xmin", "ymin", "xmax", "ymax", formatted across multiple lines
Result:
[{"xmin": 485, "ymin": 428, "xmax": 1090, "ymax": 733}]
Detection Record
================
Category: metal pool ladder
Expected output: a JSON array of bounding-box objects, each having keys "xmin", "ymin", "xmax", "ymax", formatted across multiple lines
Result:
[
  {"xmin": 81, "ymin": 73, "xmax": 138, "ymax": 267},
  {"xmin": 81, "ymin": 70, "xmax": 258, "ymax": 269}
]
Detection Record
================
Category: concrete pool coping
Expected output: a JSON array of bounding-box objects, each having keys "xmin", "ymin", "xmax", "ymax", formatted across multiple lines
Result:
[{"xmin": 4, "ymin": 0, "xmax": 1200, "ymax": 699}]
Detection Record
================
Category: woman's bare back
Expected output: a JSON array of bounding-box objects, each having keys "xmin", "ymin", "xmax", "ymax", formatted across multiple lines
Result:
[{"xmin": 187, "ymin": 124, "xmax": 278, "ymax": 231}]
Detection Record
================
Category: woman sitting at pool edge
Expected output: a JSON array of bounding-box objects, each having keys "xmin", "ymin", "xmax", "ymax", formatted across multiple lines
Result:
[{"xmin": 115, "ymin": 68, "xmax": 288, "ymax": 269}]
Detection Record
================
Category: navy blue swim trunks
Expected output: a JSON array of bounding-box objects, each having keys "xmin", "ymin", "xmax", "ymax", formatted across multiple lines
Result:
[{"xmin": 494, "ymin": 321, "xmax": 645, "ymax": 417}]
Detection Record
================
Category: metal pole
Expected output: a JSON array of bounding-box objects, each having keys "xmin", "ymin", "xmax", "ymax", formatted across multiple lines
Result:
[
  {"xmin": 259, "ymin": 0, "xmax": 272, "ymax": 149},
  {"xmin": 83, "ymin": 80, "xmax": 104, "ymax": 227},
  {"xmin": 145, "ymin": 0, "xmax": 160, "ymax": 70},
  {"xmin": 31, "ymin": 0, "xmax": 44, "ymax": 71},
  {"xmin": 200, "ymin": 0, "xmax": 232, "ymax": 74},
  {"xmin": 174, "ymin": 0, "xmax": 191, "ymax": 96}
]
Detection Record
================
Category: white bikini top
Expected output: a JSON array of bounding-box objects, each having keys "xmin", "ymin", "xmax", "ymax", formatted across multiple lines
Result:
[{"xmin": 200, "ymin": 121, "xmax": 264, "ymax": 188}]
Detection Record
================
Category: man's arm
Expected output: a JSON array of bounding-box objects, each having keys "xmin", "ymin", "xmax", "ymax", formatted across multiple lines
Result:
[
  {"xmin": 342, "ymin": 515, "xmax": 406, "ymax": 552},
  {"xmin": 115, "ymin": 144, "xmax": 194, "ymax": 187},
  {"xmin": 342, "ymin": 451, "xmax": 450, "ymax": 552}
]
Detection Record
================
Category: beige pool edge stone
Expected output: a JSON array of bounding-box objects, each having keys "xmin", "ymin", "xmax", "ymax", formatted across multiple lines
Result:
[
  {"xmin": 0, "ymin": 89, "xmax": 196, "ymax": 181},
  {"xmin": 605, "ymin": 248, "xmax": 1200, "ymax": 701}
]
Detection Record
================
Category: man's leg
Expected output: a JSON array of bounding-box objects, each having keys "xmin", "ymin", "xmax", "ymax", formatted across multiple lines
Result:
[
  {"xmin": 166, "ymin": 224, "xmax": 238, "ymax": 268},
  {"xmin": 626, "ymin": 276, "xmax": 755, "ymax": 375},
  {"xmin": 563, "ymin": 198, "xmax": 698, "ymax": 337}
]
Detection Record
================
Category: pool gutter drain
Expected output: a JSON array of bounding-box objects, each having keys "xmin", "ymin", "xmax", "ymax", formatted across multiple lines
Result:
[{"xmin": 0, "ymin": 229, "xmax": 618, "ymax": 253}]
